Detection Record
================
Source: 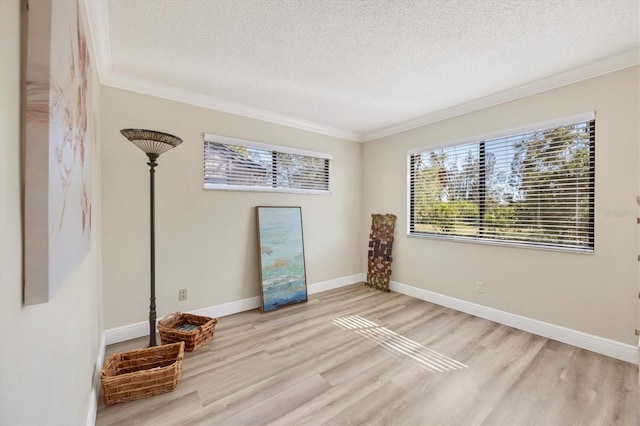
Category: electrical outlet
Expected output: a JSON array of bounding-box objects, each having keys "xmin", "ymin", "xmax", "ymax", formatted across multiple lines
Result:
[
  {"xmin": 178, "ymin": 289, "xmax": 187, "ymax": 301},
  {"xmin": 476, "ymin": 281, "xmax": 485, "ymax": 293}
]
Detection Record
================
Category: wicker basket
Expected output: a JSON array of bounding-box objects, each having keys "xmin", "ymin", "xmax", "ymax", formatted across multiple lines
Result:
[
  {"xmin": 101, "ymin": 342, "xmax": 184, "ymax": 405},
  {"xmin": 158, "ymin": 312, "xmax": 218, "ymax": 352}
]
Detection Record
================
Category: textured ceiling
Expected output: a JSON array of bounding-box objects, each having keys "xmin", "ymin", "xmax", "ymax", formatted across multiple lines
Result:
[{"xmin": 101, "ymin": 0, "xmax": 639, "ymax": 140}]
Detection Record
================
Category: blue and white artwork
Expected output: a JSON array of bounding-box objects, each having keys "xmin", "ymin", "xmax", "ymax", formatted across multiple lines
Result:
[{"xmin": 256, "ymin": 207, "xmax": 308, "ymax": 312}]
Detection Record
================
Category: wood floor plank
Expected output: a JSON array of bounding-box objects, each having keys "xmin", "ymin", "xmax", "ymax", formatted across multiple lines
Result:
[
  {"xmin": 322, "ymin": 380, "xmax": 408, "ymax": 426},
  {"xmin": 272, "ymin": 375, "xmax": 389, "ymax": 425},
  {"xmin": 534, "ymin": 378, "xmax": 597, "ymax": 426},
  {"xmin": 96, "ymin": 283, "xmax": 639, "ymax": 426},
  {"xmin": 481, "ymin": 341, "xmax": 595, "ymax": 425},
  {"xmin": 380, "ymin": 329, "xmax": 547, "ymax": 425},
  {"xmin": 223, "ymin": 374, "xmax": 332, "ymax": 426}
]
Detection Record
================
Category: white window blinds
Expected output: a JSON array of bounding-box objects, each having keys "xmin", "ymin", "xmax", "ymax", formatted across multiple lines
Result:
[
  {"xmin": 204, "ymin": 134, "xmax": 331, "ymax": 194},
  {"xmin": 408, "ymin": 113, "xmax": 595, "ymax": 252}
]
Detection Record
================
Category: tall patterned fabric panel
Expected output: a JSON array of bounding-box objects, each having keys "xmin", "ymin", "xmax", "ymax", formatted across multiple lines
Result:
[{"xmin": 366, "ymin": 214, "xmax": 397, "ymax": 292}]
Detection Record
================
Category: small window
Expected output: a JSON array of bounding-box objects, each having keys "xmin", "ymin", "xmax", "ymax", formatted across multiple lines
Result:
[
  {"xmin": 204, "ymin": 134, "xmax": 331, "ymax": 194},
  {"xmin": 408, "ymin": 112, "xmax": 595, "ymax": 253}
]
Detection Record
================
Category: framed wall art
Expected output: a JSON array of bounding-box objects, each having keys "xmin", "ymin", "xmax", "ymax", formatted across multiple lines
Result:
[
  {"xmin": 256, "ymin": 206, "xmax": 308, "ymax": 313},
  {"xmin": 23, "ymin": 0, "xmax": 93, "ymax": 304}
]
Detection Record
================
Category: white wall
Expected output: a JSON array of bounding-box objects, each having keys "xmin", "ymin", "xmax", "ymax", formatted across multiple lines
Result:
[
  {"xmin": 101, "ymin": 86, "xmax": 363, "ymax": 329},
  {"xmin": 363, "ymin": 67, "xmax": 639, "ymax": 345},
  {"xmin": 0, "ymin": 1, "xmax": 103, "ymax": 424}
]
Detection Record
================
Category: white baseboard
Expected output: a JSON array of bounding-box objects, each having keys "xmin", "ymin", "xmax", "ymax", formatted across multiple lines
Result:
[
  {"xmin": 103, "ymin": 294, "xmax": 262, "ymax": 345},
  {"xmin": 191, "ymin": 295, "xmax": 261, "ymax": 320},
  {"xmin": 390, "ymin": 280, "xmax": 638, "ymax": 365},
  {"xmin": 104, "ymin": 274, "xmax": 362, "ymax": 345},
  {"xmin": 104, "ymin": 321, "xmax": 149, "ymax": 346},
  {"xmin": 308, "ymin": 273, "xmax": 365, "ymax": 294},
  {"xmin": 86, "ymin": 332, "xmax": 105, "ymax": 426}
]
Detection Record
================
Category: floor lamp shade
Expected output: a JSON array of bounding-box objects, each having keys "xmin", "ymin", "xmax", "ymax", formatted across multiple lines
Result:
[
  {"xmin": 121, "ymin": 128, "xmax": 182, "ymax": 347},
  {"xmin": 120, "ymin": 129, "xmax": 183, "ymax": 155}
]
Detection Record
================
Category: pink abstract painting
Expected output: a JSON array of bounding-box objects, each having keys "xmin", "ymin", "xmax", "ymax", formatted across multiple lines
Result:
[{"xmin": 24, "ymin": 0, "xmax": 93, "ymax": 304}]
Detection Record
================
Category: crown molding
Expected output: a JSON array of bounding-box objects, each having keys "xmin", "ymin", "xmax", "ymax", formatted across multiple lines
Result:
[
  {"xmin": 362, "ymin": 49, "xmax": 639, "ymax": 142},
  {"xmin": 104, "ymin": 72, "xmax": 362, "ymax": 141},
  {"xmin": 84, "ymin": 1, "xmax": 637, "ymax": 144},
  {"xmin": 83, "ymin": 0, "xmax": 111, "ymax": 83}
]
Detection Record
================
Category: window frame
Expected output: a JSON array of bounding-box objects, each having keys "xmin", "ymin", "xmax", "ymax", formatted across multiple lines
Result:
[
  {"xmin": 203, "ymin": 133, "xmax": 332, "ymax": 195},
  {"xmin": 407, "ymin": 111, "xmax": 596, "ymax": 254}
]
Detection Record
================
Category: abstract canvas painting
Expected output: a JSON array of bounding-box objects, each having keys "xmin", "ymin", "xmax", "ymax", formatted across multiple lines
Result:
[
  {"xmin": 23, "ymin": 0, "xmax": 92, "ymax": 304},
  {"xmin": 256, "ymin": 207, "xmax": 308, "ymax": 313}
]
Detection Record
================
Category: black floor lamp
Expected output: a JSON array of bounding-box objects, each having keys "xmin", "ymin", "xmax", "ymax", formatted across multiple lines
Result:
[{"xmin": 120, "ymin": 129, "xmax": 183, "ymax": 347}]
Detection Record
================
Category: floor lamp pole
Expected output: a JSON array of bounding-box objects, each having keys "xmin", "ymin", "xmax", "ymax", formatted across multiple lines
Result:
[
  {"xmin": 147, "ymin": 153, "xmax": 158, "ymax": 347},
  {"xmin": 120, "ymin": 129, "xmax": 183, "ymax": 349}
]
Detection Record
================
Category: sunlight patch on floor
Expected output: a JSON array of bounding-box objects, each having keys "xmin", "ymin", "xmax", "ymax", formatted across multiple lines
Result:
[{"xmin": 333, "ymin": 314, "xmax": 468, "ymax": 373}]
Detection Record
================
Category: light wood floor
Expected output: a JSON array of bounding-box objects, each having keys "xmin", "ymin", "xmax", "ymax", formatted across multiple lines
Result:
[{"xmin": 96, "ymin": 284, "xmax": 639, "ymax": 425}]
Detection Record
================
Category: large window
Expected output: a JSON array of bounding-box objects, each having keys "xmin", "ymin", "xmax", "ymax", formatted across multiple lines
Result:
[
  {"xmin": 408, "ymin": 113, "xmax": 595, "ymax": 252},
  {"xmin": 204, "ymin": 134, "xmax": 331, "ymax": 194}
]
